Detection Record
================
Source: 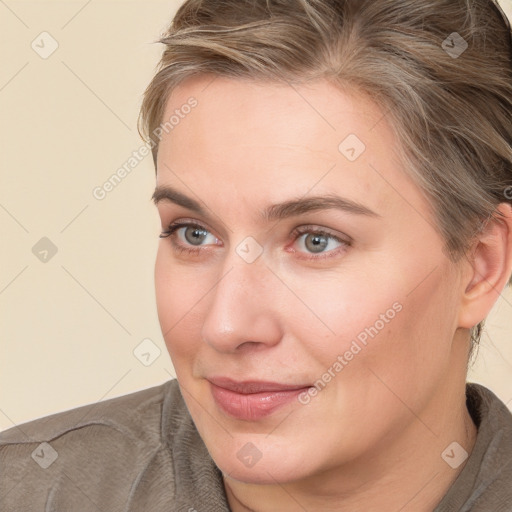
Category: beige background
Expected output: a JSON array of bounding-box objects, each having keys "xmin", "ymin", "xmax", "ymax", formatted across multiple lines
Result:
[{"xmin": 1, "ymin": 0, "xmax": 511, "ymax": 432}]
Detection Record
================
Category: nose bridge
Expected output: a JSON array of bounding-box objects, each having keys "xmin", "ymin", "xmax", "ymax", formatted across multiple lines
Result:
[{"xmin": 200, "ymin": 248, "xmax": 281, "ymax": 352}]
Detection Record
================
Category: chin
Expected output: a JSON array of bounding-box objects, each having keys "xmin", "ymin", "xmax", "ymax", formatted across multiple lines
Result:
[
  {"xmin": 219, "ymin": 458, "xmax": 306, "ymax": 485},
  {"xmin": 209, "ymin": 436, "xmax": 318, "ymax": 485}
]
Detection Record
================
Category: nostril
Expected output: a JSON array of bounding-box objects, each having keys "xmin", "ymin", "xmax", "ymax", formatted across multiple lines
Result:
[{"xmin": 236, "ymin": 340, "xmax": 265, "ymax": 352}]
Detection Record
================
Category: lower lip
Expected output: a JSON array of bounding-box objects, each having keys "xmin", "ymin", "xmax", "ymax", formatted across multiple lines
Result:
[{"xmin": 209, "ymin": 383, "xmax": 310, "ymax": 421}]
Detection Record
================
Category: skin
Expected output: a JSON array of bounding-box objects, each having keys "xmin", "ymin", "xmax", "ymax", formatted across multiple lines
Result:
[{"xmin": 153, "ymin": 75, "xmax": 512, "ymax": 511}]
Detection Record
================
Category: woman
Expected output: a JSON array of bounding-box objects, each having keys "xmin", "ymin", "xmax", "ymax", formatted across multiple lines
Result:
[{"xmin": 1, "ymin": 0, "xmax": 512, "ymax": 510}]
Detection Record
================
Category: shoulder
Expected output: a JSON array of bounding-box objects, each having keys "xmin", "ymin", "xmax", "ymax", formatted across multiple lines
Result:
[
  {"xmin": 0, "ymin": 379, "xmax": 175, "ymax": 446},
  {"xmin": 0, "ymin": 379, "xmax": 199, "ymax": 511},
  {"xmin": 436, "ymin": 382, "xmax": 512, "ymax": 512}
]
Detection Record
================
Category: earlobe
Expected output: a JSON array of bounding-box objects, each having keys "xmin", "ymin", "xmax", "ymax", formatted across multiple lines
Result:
[{"xmin": 458, "ymin": 202, "xmax": 512, "ymax": 329}]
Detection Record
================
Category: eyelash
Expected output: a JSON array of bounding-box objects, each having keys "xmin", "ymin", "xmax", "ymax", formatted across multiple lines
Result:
[{"xmin": 159, "ymin": 220, "xmax": 351, "ymax": 260}]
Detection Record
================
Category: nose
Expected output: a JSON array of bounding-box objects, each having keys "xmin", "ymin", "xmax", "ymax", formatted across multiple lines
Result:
[{"xmin": 200, "ymin": 253, "xmax": 283, "ymax": 354}]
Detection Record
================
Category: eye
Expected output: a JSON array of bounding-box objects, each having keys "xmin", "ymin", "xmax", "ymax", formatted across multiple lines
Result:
[
  {"xmin": 159, "ymin": 221, "xmax": 350, "ymax": 260},
  {"xmin": 159, "ymin": 221, "xmax": 220, "ymax": 254},
  {"xmin": 289, "ymin": 226, "xmax": 350, "ymax": 259}
]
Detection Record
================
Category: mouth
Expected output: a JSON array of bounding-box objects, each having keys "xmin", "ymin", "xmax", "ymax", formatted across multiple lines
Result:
[{"xmin": 207, "ymin": 377, "xmax": 312, "ymax": 421}]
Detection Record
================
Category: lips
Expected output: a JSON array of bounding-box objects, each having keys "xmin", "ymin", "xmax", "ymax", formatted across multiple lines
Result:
[{"xmin": 207, "ymin": 377, "xmax": 311, "ymax": 421}]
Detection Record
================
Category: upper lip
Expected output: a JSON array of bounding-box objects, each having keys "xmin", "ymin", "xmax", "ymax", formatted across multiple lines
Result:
[{"xmin": 207, "ymin": 377, "xmax": 311, "ymax": 394}]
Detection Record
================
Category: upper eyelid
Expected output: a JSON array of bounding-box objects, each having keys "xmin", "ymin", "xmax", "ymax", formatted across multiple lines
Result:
[
  {"xmin": 162, "ymin": 219, "xmax": 342, "ymax": 235},
  {"xmin": 162, "ymin": 219, "xmax": 215, "ymax": 234},
  {"xmin": 156, "ymin": 204, "xmax": 232, "ymax": 237}
]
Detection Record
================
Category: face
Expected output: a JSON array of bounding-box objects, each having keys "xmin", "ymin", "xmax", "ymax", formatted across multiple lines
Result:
[{"xmin": 153, "ymin": 75, "xmax": 466, "ymax": 484}]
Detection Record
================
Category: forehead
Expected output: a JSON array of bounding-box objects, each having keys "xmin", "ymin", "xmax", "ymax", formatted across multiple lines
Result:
[
  {"xmin": 156, "ymin": 75, "xmax": 431, "ymax": 225},
  {"xmin": 162, "ymin": 75, "xmax": 385, "ymax": 151}
]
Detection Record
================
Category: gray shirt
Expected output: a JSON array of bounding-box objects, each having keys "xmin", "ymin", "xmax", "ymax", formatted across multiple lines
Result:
[{"xmin": 1, "ymin": 379, "xmax": 511, "ymax": 511}]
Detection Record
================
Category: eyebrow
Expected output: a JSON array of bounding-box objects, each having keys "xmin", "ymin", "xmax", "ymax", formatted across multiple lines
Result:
[{"xmin": 151, "ymin": 185, "xmax": 381, "ymax": 222}]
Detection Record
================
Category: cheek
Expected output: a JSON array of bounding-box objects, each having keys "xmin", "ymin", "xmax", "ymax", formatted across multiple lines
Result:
[
  {"xmin": 283, "ymin": 271, "xmax": 402, "ymax": 362},
  {"xmin": 154, "ymin": 249, "xmax": 204, "ymax": 360},
  {"xmin": 154, "ymin": 249, "xmax": 177, "ymax": 332},
  {"xmin": 357, "ymin": 286, "xmax": 456, "ymax": 423},
  {"xmin": 289, "ymin": 265, "xmax": 453, "ymax": 382}
]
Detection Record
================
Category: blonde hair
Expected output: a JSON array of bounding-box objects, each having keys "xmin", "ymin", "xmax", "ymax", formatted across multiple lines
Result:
[{"xmin": 139, "ymin": 0, "xmax": 512, "ymax": 356}]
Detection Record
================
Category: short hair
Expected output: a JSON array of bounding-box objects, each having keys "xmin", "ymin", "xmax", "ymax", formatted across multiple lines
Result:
[{"xmin": 138, "ymin": 0, "xmax": 512, "ymax": 357}]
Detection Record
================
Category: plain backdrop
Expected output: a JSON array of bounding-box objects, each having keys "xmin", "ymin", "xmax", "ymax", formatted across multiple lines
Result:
[{"xmin": 1, "ymin": 0, "xmax": 511, "ymax": 431}]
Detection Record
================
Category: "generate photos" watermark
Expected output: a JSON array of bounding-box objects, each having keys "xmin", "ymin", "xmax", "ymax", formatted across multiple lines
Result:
[
  {"xmin": 92, "ymin": 97, "xmax": 198, "ymax": 201},
  {"xmin": 298, "ymin": 301, "xmax": 403, "ymax": 405}
]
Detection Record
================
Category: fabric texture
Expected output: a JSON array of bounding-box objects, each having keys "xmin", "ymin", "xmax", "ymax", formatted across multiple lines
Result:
[{"xmin": 1, "ymin": 379, "xmax": 511, "ymax": 511}]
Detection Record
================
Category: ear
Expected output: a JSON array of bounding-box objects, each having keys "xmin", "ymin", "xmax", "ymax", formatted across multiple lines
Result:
[{"xmin": 458, "ymin": 202, "xmax": 512, "ymax": 329}]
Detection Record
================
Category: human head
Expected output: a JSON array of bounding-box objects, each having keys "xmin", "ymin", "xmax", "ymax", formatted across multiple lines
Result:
[{"xmin": 140, "ymin": 0, "xmax": 512, "ymax": 492}]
